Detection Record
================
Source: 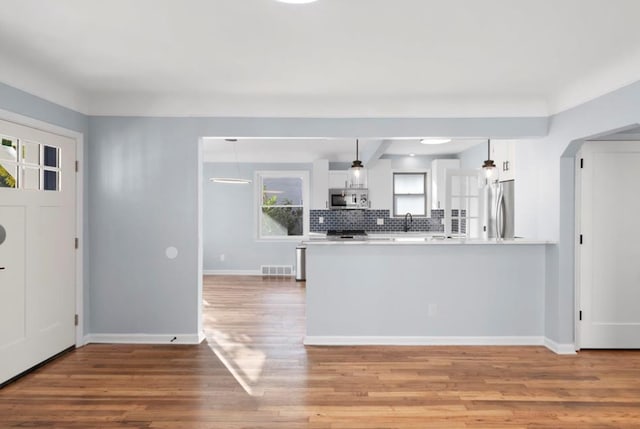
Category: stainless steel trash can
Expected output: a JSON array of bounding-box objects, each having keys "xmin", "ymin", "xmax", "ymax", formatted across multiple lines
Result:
[{"xmin": 295, "ymin": 245, "xmax": 306, "ymax": 281}]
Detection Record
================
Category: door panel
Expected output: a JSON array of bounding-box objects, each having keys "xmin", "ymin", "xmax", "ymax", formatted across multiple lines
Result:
[
  {"xmin": 579, "ymin": 141, "xmax": 640, "ymax": 348},
  {"xmin": 0, "ymin": 119, "xmax": 76, "ymax": 384},
  {"xmin": 0, "ymin": 207, "xmax": 26, "ymax": 348}
]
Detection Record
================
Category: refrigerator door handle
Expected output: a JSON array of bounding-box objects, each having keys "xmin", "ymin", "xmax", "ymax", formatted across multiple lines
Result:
[{"xmin": 496, "ymin": 185, "xmax": 505, "ymax": 239}]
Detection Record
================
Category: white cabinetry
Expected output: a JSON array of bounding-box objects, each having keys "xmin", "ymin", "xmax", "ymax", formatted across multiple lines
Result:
[
  {"xmin": 431, "ymin": 159, "xmax": 460, "ymax": 209},
  {"xmin": 311, "ymin": 159, "xmax": 329, "ymax": 209},
  {"xmin": 491, "ymin": 140, "xmax": 516, "ymax": 182},
  {"xmin": 329, "ymin": 170, "xmax": 349, "ymax": 189},
  {"xmin": 368, "ymin": 159, "xmax": 392, "ymax": 210}
]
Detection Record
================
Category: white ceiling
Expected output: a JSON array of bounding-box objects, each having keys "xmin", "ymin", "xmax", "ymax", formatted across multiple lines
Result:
[
  {"xmin": 202, "ymin": 138, "xmax": 485, "ymax": 162},
  {"xmin": 1, "ymin": 0, "xmax": 640, "ymax": 117}
]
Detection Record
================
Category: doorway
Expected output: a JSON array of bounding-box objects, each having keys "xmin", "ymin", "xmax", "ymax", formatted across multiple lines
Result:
[
  {"xmin": 0, "ymin": 117, "xmax": 78, "ymax": 384},
  {"xmin": 576, "ymin": 140, "xmax": 640, "ymax": 348}
]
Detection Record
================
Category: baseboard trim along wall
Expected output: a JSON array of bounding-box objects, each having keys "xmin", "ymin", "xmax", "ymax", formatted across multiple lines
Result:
[
  {"xmin": 84, "ymin": 333, "xmax": 205, "ymax": 345},
  {"xmin": 543, "ymin": 337, "xmax": 577, "ymax": 355},
  {"xmin": 304, "ymin": 336, "xmax": 546, "ymax": 347},
  {"xmin": 203, "ymin": 269, "xmax": 262, "ymax": 276}
]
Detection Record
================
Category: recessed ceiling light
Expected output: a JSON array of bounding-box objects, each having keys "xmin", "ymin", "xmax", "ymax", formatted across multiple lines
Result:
[
  {"xmin": 409, "ymin": 153, "xmax": 416, "ymax": 157},
  {"xmin": 276, "ymin": 0, "xmax": 319, "ymax": 3},
  {"xmin": 420, "ymin": 138, "xmax": 452, "ymax": 145}
]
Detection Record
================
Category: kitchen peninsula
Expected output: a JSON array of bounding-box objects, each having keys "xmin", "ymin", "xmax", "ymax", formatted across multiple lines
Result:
[{"xmin": 303, "ymin": 236, "xmax": 552, "ymax": 347}]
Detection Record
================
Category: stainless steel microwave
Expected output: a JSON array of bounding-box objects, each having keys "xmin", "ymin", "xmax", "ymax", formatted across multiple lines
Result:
[{"xmin": 328, "ymin": 188, "xmax": 369, "ymax": 209}]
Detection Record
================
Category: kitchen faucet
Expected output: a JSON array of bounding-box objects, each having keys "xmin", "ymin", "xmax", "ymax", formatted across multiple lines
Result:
[{"xmin": 404, "ymin": 212, "xmax": 413, "ymax": 232}]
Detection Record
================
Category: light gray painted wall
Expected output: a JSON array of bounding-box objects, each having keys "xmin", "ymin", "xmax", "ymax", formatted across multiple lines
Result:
[
  {"xmin": 306, "ymin": 243, "xmax": 546, "ymax": 337},
  {"xmin": 0, "ymin": 82, "xmax": 91, "ymax": 334},
  {"xmin": 516, "ymin": 80, "xmax": 640, "ymax": 344},
  {"xmin": 457, "ymin": 142, "xmax": 487, "ymax": 169},
  {"xmin": 86, "ymin": 115, "xmax": 548, "ymax": 336},
  {"xmin": 203, "ymin": 162, "xmax": 311, "ymax": 272}
]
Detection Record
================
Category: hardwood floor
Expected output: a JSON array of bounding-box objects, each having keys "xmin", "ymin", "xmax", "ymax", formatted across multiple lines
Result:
[{"xmin": 2, "ymin": 275, "xmax": 640, "ymax": 428}]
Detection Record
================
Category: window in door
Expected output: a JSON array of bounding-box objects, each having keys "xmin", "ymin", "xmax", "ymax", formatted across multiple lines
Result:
[
  {"xmin": 444, "ymin": 170, "xmax": 482, "ymax": 238},
  {"xmin": 0, "ymin": 135, "xmax": 61, "ymax": 191}
]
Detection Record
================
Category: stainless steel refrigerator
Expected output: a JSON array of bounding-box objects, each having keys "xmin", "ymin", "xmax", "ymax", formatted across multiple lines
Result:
[{"xmin": 482, "ymin": 180, "xmax": 515, "ymax": 240}]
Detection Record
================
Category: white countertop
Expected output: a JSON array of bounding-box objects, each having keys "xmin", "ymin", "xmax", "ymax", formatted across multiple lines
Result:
[{"xmin": 303, "ymin": 232, "xmax": 554, "ymax": 245}]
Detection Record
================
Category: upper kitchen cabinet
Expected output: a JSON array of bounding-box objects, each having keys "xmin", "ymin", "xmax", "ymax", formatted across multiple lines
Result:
[
  {"xmin": 311, "ymin": 159, "xmax": 329, "ymax": 209},
  {"xmin": 328, "ymin": 170, "xmax": 350, "ymax": 189},
  {"xmin": 491, "ymin": 140, "xmax": 516, "ymax": 182},
  {"xmin": 431, "ymin": 159, "xmax": 460, "ymax": 209},
  {"xmin": 368, "ymin": 159, "xmax": 392, "ymax": 211}
]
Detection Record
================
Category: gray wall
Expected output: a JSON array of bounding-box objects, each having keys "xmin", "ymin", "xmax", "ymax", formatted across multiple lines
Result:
[
  {"xmin": 11, "ymin": 76, "xmax": 640, "ymax": 345},
  {"xmin": 203, "ymin": 162, "xmax": 311, "ymax": 272},
  {"xmin": 516, "ymin": 80, "xmax": 640, "ymax": 344},
  {"xmin": 458, "ymin": 142, "xmax": 487, "ymax": 169},
  {"xmin": 306, "ymin": 243, "xmax": 546, "ymax": 338}
]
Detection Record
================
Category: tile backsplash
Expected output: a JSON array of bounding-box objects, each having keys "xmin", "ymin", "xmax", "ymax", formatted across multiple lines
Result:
[{"xmin": 310, "ymin": 209, "xmax": 445, "ymax": 232}]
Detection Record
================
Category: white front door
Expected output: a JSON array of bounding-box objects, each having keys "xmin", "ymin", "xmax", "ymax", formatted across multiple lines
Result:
[
  {"xmin": 0, "ymin": 119, "xmax": 76, "ymax": 384},
  {"xmin": 578, "ymin": 141, "xmax": 640, "ymax": 348}
]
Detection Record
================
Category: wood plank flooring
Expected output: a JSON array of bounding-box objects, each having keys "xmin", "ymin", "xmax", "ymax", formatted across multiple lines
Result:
[{"xmin": 2, "ymin": 275, "xmax": 640, "ymax": 428}]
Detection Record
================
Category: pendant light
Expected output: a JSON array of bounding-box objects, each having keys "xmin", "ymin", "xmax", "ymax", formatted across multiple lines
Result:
[
  {"xmin": 481, "ymin": 139, "xmax": 497, "ymax": 181},
  {"xmin": 209, "ymin": 139, "xmax": 252, "ymax": 184},
  {"xmin": 348, "ymin": 139, "xmax": 366, "ymax": 188}
]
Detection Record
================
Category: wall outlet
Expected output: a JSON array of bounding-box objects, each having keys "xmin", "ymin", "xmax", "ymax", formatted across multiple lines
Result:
[
  {"xmin": 319, "ymin": 216, "xmax": 324, "ymax": 224},
  {"xmin": 219, "ymin": 254, "xmax": 225, "ymax": 262},
  {"xmin": 376, "ymin": 218, "xmax": 384, "ymax": 225}
]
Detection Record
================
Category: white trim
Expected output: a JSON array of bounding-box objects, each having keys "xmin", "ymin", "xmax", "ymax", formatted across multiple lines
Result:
[
  {"xmin": 85, "ymin": 333, "xmax": 205, "ymax": 345},
  {"xmin": 197, "ymin": 138, "xmax": 204, "ymax": 349},
  {"xmin": 0, "ymin": 108, "xmax": 85, "ymax": 347},
  {"xmin": 304, "ymin": 336, "xmax": 545, "ymax": 346},
  {"xmin": 574, "ymin": 148, "xmax": 583, "ymax": 350},
  {"xmin": 203, "ymin": 269, "xmax": 262, "ymax": 276},
  {"xmin": 544, "ymin": 338, "xmax": 577, "ymax": 355}
]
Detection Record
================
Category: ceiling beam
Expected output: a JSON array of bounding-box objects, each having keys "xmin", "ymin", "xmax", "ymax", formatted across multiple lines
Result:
[{"xmin": 361, "ymin": 139, "xmax": 392, "ymax": 168}]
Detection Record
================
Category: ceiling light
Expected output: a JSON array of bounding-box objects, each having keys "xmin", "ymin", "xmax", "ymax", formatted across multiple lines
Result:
[
  {"xmin": 275, "ymin": 0, "xmax": 318, "ymax": 3},
  {"xmin": 481, "ymin": 139, "xmax": 498, "ymax": 181},
  {"xmin": 409, "ymin": 153, "xmax": 416, "ymax": 157},
  {"xmin": 209, "ymin": 139, "xmax": 253, "ymax": 184},
  {"xmin": 209, "ymin": 177, "xmax": 251, "ymax": 184},
  {"xmin": 348, "ymin": 139, "xmax": 366, "ymax": 188},
  {"xmin": 420, "ymin": 138, "xmax": 451, "ymax": 145}
]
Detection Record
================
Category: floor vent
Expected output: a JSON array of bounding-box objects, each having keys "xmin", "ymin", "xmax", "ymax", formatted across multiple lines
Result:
[{"xmin": 260, "ymin": 265, "xmax": 294, "ymax": 277}]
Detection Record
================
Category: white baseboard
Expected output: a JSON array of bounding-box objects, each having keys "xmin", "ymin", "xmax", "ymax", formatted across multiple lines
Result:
[
  {"xmin": 84, "ymin": 333, "xmax": 205, "ymax": 345},
  {"xmin": 203, "ymin": 269, "xmax": 262, "ymax": 276},
  {"xmin": 304, "ymin": 336, "xmax": 545, "ymax": 346},
  {"xmin": 544, "ymin": 337, "xmax": 577, "ymax": 355}
]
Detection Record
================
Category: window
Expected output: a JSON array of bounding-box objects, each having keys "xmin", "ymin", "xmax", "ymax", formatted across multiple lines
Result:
[
  {"xmin": 257, "ymin": 171, "xmax": 309, "ymax": 239},
  {"xmin": 0, "ymin": 135, "xmax": 61, "ymax": 191},
  {"xmin": 393, "ymin": 172, "xmax": 427, "ymax": 217}
]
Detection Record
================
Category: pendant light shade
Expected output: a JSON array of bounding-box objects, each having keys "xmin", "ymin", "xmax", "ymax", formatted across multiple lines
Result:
[
  {"xmin": 209, "ymin": 139, "xmax": 252, "ymax": 184},
  {"xmin": 349, "ymin": 139, "xmax": 367, "ymax": 188},
  {"xmin": 482, "ymin": 139, "xmax": 498, "ymax": 181}
]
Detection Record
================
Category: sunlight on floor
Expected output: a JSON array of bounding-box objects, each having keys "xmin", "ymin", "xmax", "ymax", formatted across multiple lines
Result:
[{"xmin": 206, "ymin": 328, "xmax": 266, "ymax": 397}]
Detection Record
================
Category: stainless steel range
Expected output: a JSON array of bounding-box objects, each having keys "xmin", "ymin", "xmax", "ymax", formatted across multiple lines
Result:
[{"xmin": 326, "ymin": 230, "xmax": 368, "ymax": 241}]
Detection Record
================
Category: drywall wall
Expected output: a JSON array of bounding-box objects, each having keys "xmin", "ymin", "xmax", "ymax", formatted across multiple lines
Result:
[{"xmin": 203, "ymin": 162, "xmax": 311, "ymax": 273}]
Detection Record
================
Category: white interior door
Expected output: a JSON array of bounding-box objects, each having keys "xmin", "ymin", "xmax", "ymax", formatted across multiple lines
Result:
[
  {"xmin": 0, "ymin": 119, "xmax": 76, "ymax": 384},
  {"xmin": 444, "ymin": 169, "xmax": 483, "ymax": 238},
  {"xmin": 579, "ymin": 141, "xmax": 640, "ymax": 348}
]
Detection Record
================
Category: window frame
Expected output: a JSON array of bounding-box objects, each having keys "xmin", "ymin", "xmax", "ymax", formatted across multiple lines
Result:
[
  {"xmin": 391, "ymin": 171, "xmax": 431, "ymax": 218},
  {"xmin": 255, "ymin": 170, "xmax": 310, "ymax": 241}
]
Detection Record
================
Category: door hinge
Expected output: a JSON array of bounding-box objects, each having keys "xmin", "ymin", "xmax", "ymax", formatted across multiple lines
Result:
[
  {"xmin": 75, "ymin": 237, "xmax": 79, "ymax": 249},
  {"xmin": 579, "ymin": 310, "xmax": 582, "ymax": 321},
  {"xmin": 75, "ymin": 160, "xmax": 79, "ymax": 172},
  {"xmin": 74, "ymin": 314, "xmax": 79, "ymax": 326},
  {"xmin": 580, "ymin": 158, "xmax": 584, "ymax": 169},
  {"xmin": 579, "ymin": 234, "xmax": 583, "ymax": 245}
]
